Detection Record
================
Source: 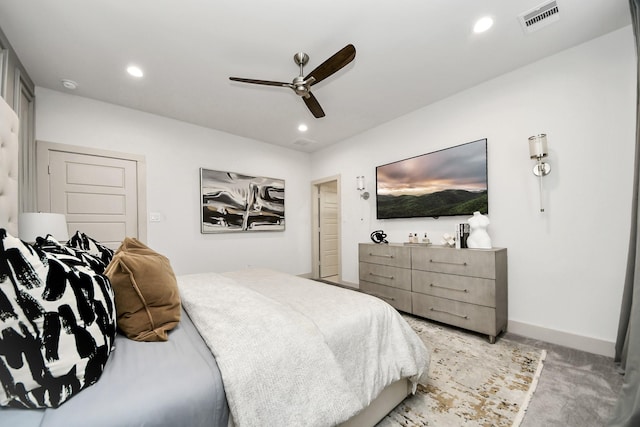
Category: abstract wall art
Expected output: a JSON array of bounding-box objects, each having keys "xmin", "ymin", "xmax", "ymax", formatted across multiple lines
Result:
[{"xmin": 200, "ymin": 168, "xmax": 285, "ymax": 233}]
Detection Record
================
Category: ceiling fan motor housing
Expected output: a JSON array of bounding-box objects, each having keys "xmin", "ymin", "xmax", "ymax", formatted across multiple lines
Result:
[{"xmin": 292, "ymin": 76, "xmax": 312, "ymax": 97}]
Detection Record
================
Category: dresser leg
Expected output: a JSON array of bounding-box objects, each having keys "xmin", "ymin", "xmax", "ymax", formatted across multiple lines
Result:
[{"xmin": 489, "ymin": 335, "xmax": 496, "ymax": 344}]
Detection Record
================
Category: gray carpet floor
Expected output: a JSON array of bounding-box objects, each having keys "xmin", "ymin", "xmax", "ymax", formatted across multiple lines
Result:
[{"xmin": 504, "ymin": 333, "xmax": 623, "ymax": 427}]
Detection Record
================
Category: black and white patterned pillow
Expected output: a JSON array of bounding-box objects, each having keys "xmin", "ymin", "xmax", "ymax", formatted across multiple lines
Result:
[
  {"xmin": 67, "ymin": 231, "xmax": 115, "ymax": 267},
  {"xmin": 36, "ymin": 234, "xmax": 108, "ymax": 274},
  {"xmin": 0, "ymin": 229, "xmax": 116, "ymax": 408}
]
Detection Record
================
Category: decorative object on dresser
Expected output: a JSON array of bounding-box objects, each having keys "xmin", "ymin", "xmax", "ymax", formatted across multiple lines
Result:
[
  {"xmin": 403, "ymin": 233, "xmax": 431, "ymax": 246},
  {"xmin": 370, "ymin": 229, "xmax": 388, "ymax": 244},
  {"xmin": 466, "ymin": 211, "xmax": 492, "ymax": 249},
  {"xmin": 456, "ymin": 223, "xmax": 470, "ymax": 248},
  {"xmin": 440, "ymin": 233, "xmax": 456, "ymax": 247},
  {"xmin": 359, "ymin": 243, "xmax": 507, "ymax": 343}
]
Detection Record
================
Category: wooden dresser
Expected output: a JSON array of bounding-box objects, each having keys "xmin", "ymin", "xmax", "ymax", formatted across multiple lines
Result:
[{"xmin": 358, "ymin": 243, "xmax": 507, "ymax": 343}]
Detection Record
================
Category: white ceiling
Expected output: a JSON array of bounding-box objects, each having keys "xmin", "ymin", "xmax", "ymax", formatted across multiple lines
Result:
[{"xmin": 0, "ymin": 0, "xmax": 631, "ymax": 152}]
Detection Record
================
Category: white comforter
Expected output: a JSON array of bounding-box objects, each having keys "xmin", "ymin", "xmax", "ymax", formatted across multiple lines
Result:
[{"xmin": 178, "ymin": 268, "xmax": 429, "ymax": 427}]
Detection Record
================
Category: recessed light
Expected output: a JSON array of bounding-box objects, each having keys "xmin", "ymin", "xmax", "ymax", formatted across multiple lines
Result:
[
  {"xmin": 298, "ymin": 124, "xmax": 308, "ymax": 132},
  {"xmin": 61, "ymin": 79, "xmax": 78, "ymax": 90},
  {"xmin": 127, "ymin": 65, "xmax": 144, "ymax": 78},
  {"xmin": 473, "ymin": 16, "xmax": 494, "ymax": 33}
]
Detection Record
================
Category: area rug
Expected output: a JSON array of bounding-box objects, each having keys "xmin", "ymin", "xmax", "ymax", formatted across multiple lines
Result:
[{"xmin": 377, "ymin": 315, "xmax": 546, "ymax": 427}]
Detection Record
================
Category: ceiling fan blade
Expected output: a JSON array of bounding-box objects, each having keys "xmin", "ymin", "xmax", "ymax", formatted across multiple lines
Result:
[
  {"xmin": 229, "ymin": 77, "xmax": 290, "ymax": 87},
  {"xmin": 305, "ymin": 44, "xmax": 356, "ymax": 86},
  {"xmin": 303, "ymin": 92, "xmax": 325, "ymax": 118}
]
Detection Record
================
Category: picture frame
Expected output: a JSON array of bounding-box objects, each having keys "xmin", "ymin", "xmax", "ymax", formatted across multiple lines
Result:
[{"xmin": 200, "ymin": 168, "xmax": 285, "ymax": 233}]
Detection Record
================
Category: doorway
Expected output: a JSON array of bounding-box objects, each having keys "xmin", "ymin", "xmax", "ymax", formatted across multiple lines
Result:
[{"xmin": 311, "ymin": 176, "xmax": 341, "ymax": 283}]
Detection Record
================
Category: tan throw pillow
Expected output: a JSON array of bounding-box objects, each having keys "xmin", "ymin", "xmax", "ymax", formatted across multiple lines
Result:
[{"xmin": 105, "ymin": 237, "xmax": 180, "ymax": 342}]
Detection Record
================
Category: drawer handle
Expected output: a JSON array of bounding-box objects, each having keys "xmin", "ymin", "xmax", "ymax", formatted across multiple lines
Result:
[
  {"xmin": 369, "ymin": 292, "xmax": 396, "ymax": 302},
  {"xmin": 370, "ymin": 272, "xmax": 395, "ymax": 280},
  {"xmin": 430, "ymin": 259, "xmax": 467, "ymax": 267},
  {"xmin": 369, "ymin": 252, "xmax": 394, "ymax": 259},
  {"xmin": 430, "ymin": 307, "xmax": 468, "ymax": 319},
  {"xmin": 429, "ymin": 283, "xmax": 468, "ymax": 293}
]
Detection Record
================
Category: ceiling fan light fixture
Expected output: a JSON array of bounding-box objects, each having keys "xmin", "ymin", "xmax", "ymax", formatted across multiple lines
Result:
[
  {"xmin": 298, "ymin": 124, "xmax": 308, "ymax": 132},
  {"xmin": 473, "ymin": 16, "xmax": 494, "ymax": 33}
]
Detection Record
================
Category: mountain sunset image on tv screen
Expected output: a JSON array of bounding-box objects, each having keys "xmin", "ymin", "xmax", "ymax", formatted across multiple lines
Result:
[{"xmin": 376, "ymin": 138, "xmax": 488, "ymax": 219}]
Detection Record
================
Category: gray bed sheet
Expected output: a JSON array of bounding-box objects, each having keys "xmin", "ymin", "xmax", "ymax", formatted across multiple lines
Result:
[{"xmin": 0, "ymin": 307, "xmax": 229, "ymax": 427}]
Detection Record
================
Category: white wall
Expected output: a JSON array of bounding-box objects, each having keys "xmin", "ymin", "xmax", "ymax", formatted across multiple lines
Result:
[
  {"xmin": 35, "ymin": 88, "xmax": 313, "ymax": 276},
  {"xmin": 311, "ymin": 26, "xmax": 637, "ymax": 355}
]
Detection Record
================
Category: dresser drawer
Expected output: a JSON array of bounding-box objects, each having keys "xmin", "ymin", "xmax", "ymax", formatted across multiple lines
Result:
[
  {"xmin": 412, "ymin": 293, "xmax": 498, "ymax": 336},
  {"xmin": 359, "ymin": 262, "xmax": 411, "ymax": 290},
  {"xmin": 412, "ymin": 270, "xmax": 496, "ymax": 307},
  {"xmin": 411, "ymin": 246, "xmax": 500, "ymax": 279},
  {"xmin": 360, "ymin": 281, "xmax": 412, "ymax": 313},
  {"xmin": 359, "ymin": 244, "xmax": 411, "ymax": 268}
]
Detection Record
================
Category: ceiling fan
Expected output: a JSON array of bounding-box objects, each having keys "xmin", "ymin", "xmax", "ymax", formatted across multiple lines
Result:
[{"xmin": 229, "ymin": 44, "xmax": 356, "ymax": 118}]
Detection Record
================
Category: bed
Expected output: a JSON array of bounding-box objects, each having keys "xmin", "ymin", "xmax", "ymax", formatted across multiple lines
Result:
[{"xmin": 0, "ymin": 95, "xmax": 429, "ymax": 427}]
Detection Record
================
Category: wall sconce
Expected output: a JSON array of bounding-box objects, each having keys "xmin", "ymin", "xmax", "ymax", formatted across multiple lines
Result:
[
  {"xmin": 528, "ymin": 134, "xmax": 551, "ymax": 212},
  {"xmin": 356, "ymin": 176, "xmax": 370, "ymax": 200}
]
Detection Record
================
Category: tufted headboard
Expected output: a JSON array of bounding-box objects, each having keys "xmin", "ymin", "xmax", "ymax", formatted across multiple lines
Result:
[{"xmin": 0, "ymin": 95, "xmax": 19, "ymax": 236}]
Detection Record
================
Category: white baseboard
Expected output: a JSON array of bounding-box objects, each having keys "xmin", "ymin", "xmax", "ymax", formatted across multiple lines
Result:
[{"xmin": 508, "ymin": 320, "xmax": 615, "ymax": 358}]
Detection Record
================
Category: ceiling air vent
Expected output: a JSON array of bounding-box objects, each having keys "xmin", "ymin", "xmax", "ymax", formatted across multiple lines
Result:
[
  {"xmin": 518, "ymin": 0, "xmax": 559, "ymax": 34},
  {"xmin": 293, "ymin": 138, "xmax": 316, "ymax": 147}
]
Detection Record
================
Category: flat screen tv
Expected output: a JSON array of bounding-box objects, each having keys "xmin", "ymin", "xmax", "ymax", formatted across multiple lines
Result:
[{"xmin": 376, "ymin": 138, "xmax": 488, "ymax": 219}]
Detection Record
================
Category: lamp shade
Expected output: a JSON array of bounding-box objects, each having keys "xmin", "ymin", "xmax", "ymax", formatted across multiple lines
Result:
[
  {"xmin": 356, "ymin": 176, "xmax": 365, "ymax": 191},
  {"xmin": 19, "ymin": 213, "xmax": 69, "ymax": 243},
  {"xmin": 528, "ymin": 134, "xmax": 548, "ymax": 159}
]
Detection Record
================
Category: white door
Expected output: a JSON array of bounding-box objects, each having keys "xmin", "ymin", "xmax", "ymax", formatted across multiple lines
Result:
[
  {"xmin": 37, "ymin": 142, "xmax": 146, "ymax": 249},
  {"xmin": 319, "ymin": 181, "xmax": 339, "ymax": 278}
]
